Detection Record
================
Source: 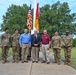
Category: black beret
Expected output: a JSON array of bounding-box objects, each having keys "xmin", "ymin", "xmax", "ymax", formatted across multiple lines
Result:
[
  {"xmin": 5, "ymin": 28, "xmax": 9, "ymax": 31},
  {"xmin": 14, "ymin": 28, "xmax": 19, "ymax": 31},
  {"xmin": 55, "ymin": 30, "xmax": 58, "ymax": 33}
]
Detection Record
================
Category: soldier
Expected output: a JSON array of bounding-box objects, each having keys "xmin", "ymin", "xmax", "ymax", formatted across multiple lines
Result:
[
  {"xmin": 1, "ymin": 28, "xmax": 11, "ymax": 64},
  {"xmin": 52, "ymin": 31, "xmax": 61, "ymax": 65},
  {"xmin": 11, "ymin": 29, "xmax": 20, "ymax": 63},
  {"xmin": 62, "ymin": 31, "xmax": 73, "ymax": 65}
]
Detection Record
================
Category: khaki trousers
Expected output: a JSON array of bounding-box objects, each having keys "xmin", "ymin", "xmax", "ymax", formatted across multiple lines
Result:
[
  {"xmin": 22, "ymin": 44, "xmax": 29, "ymax": 61},
  {"xmin": 31, "ymin": 47, "xmax": 40, "ymax": 61},
  {"xmin": 42, "ymin": 44, "xmax": 50, "ymax": 62}
]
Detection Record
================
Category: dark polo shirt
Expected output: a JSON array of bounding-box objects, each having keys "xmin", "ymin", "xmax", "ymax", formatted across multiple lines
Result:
[{"xmin": 41, "ymin": 34, "xmax": 51, "ymax": 44}]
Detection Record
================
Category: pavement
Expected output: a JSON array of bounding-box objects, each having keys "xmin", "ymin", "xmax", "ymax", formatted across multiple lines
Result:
[{"xmin": 0, "ymin": 52, "xmax": 76, "ymax": 75}]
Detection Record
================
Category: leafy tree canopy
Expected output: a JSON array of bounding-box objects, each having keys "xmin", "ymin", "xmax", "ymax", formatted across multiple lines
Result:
[{"xmin": 1, "ymin": 1, "xmax": 76, "ymax": 36}]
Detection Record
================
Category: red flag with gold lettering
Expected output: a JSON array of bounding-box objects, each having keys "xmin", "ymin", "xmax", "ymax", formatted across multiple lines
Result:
[{"xmin": 34, "ymin": 3, "xmax": 39, "ymax": 31}]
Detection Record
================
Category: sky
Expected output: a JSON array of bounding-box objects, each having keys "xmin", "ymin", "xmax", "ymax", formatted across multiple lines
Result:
[
  {"xmin": 0, "ymin": 0, "xmax": 76, "ymax": 23},
  {"xmin": 0, "ymin": 0, "xmax": 76, "ymax": 38}
]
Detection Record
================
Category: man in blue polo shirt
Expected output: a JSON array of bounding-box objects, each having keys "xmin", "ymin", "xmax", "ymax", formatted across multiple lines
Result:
[{"xmin": 19, "ymin": 29, "xmax": 31, "ymax": 63}]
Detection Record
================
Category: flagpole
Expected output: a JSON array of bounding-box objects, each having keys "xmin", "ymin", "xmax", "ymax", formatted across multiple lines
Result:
[
  {"xmin": 31, "ymin": 0, "xmax": 36, "ymax": 34},
  {"xmin": 30, "ymin": 2, "xmax": 32, "ymax": 34},
  {"xmin": 33, "ymin": 0, "xmax": 36, "ymax": 30}
]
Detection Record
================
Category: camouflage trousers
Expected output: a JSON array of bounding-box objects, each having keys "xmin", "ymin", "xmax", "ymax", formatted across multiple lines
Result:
[
  {"xmin": 2, "ymin": 46, "xmax": 9, "ymax": 62},
  {"xmin": 53, "ymin": 48, "xmax": 61, "ymax": 63},
  {"xmin": 64, "ymin": 47, "xmax": 71, "ymax": 64},
  {"xmin": 12, "ymin": 46, "xmax": 19, "ymax": 62},
  {"xmin": 31, "ymin": 47, "xmax": 40, "ymax": 62},
  {"xmin": 22, "ymin": 44, "xmax": 29, "ymax": 61}
]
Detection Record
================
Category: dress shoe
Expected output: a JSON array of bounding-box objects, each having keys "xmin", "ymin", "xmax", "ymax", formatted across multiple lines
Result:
[{"xmin": 41, "ymin": 60, "xmax": 46, "ymax": 63}]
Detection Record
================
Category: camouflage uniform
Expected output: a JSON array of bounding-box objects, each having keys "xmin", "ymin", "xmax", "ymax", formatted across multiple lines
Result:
[
  {"xmin": 62, "ymin": 34, "xmax": 73, "ymax": 65},
  {"xmin": 12, "ymin": 33, "xmax": 20, "ymax": 62},
  {"xmin": 1, "ymin": 33, "xmax": 11, "ymax": 63},
  {"xmin": 52, "ymin": 35, "xmax": 61, "ymax": 64}
]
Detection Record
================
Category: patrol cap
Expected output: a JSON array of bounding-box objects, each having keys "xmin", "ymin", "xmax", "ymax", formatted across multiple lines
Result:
[{"xmin": 5, "ymin": 28, "xmax": 9, "ymax": 31}]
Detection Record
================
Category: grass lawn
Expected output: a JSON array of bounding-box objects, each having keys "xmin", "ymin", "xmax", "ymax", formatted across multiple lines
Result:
[
  {"xmin": 45, "ymin": 47, "xmax": 76, "ymax": 70},
  {"xmin": 0, "ymin": 47, "xmax": 76, "ymax": 69},
  {"xmin": 70, "ymin": 48, "xmax": 76, "ymax": 70},
  {"xmin": 61, "ymin": 47, "xmax": 76, "ymax": 70}
]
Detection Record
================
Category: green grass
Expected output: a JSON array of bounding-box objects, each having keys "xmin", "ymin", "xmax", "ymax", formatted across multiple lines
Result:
[
  {"xmin": 60, "ymin": 48, "xmax": 76, "ymax": 70},
  {"xmin": 70, "ymin": 48, "xmax": 76, "ymax": 70},
  {"xmin": 49, "ymin": 48, "xmax": 76, "ymax": 69},
  {"xmin": 0, "ymin": 47, "xmax": 76, "ymax": 69}
]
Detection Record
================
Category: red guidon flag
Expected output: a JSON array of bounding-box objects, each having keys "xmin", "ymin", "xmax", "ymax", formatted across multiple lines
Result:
[
  {"xmin": 27, "ymin": 4, "xmax": 32, "ymax": 30},
  {"xmin": 34, "ymin": 3, "xmax": 39, "ymax": 31}
]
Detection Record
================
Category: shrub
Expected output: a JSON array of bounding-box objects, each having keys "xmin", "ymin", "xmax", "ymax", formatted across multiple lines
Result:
[{"xmin": 72, "ymin": 38, "xmax": 76, "ymax": 47}]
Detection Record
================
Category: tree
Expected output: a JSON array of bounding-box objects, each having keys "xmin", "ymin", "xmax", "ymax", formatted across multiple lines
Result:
[
  {"xmin": 1, "ymin": 1, "xmax": 76, "ymax": 36},
  {"xmin": 72, "ymin": 38, "xmax": 76, "ymax": 47},
  {"xmin": 1, "ymin": 4, "xmax": 29, "ymax": 34},
  {"xmin": 39, "ymin": 1, "xmax": 76, "ymax": 36}
]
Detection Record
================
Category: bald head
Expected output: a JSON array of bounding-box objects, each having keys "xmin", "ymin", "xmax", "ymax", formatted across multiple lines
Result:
[
  {"xmin": 43, "ymin": 30, "xmax": 47, "ymax": 35},
  {"xmin": 34, "ymin": 30, "xmax": 38, "ymax": 34},
  {"xmin": 24, "ymin": 29, "xmax": 28, "ymax": 33}
]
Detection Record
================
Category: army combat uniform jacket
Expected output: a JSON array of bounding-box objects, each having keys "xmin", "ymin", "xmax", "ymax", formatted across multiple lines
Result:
[
  {"xmin": 11, "ymin": 33, "xmax": 20, "ymax": 46},
  {"xmin": 1, "ymin": 33, "xmax": 11, "ymax": 47},
  {"xmin": 52, "ymin": 35, "xmax": 61, "ymax": 49},
  {"xmin": 62, "ymin": 35, "xmax": 73, "ymax": 47}
]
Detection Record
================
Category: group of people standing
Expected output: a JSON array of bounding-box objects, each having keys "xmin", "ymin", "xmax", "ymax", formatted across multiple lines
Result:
[{"xmin": 0, "ymin": 28, "xmax": 73, "ymax": 66}]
